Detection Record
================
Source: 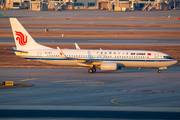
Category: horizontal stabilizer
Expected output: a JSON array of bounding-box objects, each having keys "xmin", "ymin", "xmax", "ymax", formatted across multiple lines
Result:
[{"xmin": 5, "ymin": 48, "xmax": 28, "ymax": 53}]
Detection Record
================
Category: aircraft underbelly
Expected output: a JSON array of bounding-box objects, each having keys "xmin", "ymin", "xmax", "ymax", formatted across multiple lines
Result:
[{"xmin": 120, "ymin": 61, "xmax": 172, "ymax": 68}]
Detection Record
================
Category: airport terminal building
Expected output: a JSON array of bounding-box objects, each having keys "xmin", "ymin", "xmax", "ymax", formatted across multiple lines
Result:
[{"xmin": 1, "ymin": 0, "xmax": 180, "ymax": 11}]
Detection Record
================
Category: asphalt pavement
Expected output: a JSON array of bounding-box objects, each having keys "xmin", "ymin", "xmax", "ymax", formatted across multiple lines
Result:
[
  {"xmin": 0, "ymin": 67, "xmax": 180, "ymax": 119},
  {"xmin": 1, "ymin": 17, "xmax": 180, "ymax": 24},
  {"xmin": 0, "ymin": 9, "xmax": 180, "ymax": 120},
  {"xmin": 1, "ymin": 27, "xmax": 180, "ymax": 31},
  {"xmin": 1, "ymin": 37, "xmax": 180, "ymax": 45},
  {"xmin": 2, "ymin": 9, "xmax": 180, "ymax": 18}
]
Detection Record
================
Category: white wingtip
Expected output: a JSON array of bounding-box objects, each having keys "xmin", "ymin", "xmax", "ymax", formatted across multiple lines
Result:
[
  {"xmin": 75, "ymin": 43, "xmax": 81, "ymax": 50},
  {"xmin": 57, "ymin": 47, "xmax": 67, "ymax": 58}
]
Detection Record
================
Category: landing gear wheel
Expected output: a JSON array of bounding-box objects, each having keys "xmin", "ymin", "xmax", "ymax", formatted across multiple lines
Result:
[
  {"xmin": 88, "ymin": 69, "xmax": 93, "ymax": 73},
  {"xmin": 158, "ymin": 70, "xmax": 162, "ymax": 73},
  {"xmin": 88, "ymin": 68, "xmax": 96, "ymax": 73}
]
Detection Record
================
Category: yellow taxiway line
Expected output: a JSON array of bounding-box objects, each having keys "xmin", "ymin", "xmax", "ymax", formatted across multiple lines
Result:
[{"xmin": 20, "ymin": 78, "xmax": 37, "ymax": 81}]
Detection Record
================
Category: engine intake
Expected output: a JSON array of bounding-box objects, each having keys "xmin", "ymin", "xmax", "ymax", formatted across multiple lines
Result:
[{"xmin": 100, "ymin": 62, "xmax": 117, "ymax": 71}]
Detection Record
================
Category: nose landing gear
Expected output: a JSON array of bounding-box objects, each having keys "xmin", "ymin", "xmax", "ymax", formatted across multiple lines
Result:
[
  {"xmin": 158, "ymin": 69, "xmax": 162, "ymax": 73},
  {"xmin": 158, "ymin": 67, "xmax": 167, "ymax": 73}
]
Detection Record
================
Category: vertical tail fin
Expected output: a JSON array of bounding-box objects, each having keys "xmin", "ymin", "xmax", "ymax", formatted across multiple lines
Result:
[{"xmin": 9, "ymin": 18, "xmax": 51, "ymax": 50}]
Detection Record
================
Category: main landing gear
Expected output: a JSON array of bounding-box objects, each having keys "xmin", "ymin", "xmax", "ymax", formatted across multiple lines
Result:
[
  {"xmin": 158, "ymin": 69, "xmax": 162, "ymax": 73},
  {"xmin": 88, "ymin": 66, "xmax": 96, "ymax": 73}
]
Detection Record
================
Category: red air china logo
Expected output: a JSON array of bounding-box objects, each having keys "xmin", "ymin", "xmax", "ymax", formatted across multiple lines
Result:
[
  {"xmin": 147, "ymin": 53, "xmax": 151, "ymax": 56},
  {"xmin": 15, "ymin": 31, "xmax": 28, "ymax": 46}
]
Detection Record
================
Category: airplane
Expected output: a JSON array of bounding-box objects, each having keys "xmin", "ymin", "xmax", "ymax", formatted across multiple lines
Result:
[{"xmin": 9, "ymin": 18, "xmax": 178, "ymax": 73}]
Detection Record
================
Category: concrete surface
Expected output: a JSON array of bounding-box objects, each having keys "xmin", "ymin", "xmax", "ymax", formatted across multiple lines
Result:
[
  {"xmin": 0, "ymin": 8, "xmax": 180, "ymax": 120},
  {"xmin": 2, "ymin": 9, "xmax": 180, "ymax": 18},
  {"xmin": 0, "ymin": 67, "xmax": 180, "ymax": 119},
  {"xmin": 1, "ymin": 37, "xmax": 180, "ymax": 45},
  {"xmin": 1, "ymin": 27, "xmax": 180, "ymax": 31},
  {"xmin": 1, "ymin": 18, "xmax": 180, "ymax": 24}
]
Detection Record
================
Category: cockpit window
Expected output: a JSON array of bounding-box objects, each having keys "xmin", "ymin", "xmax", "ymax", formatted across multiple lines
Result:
[{"xmin": 164, "ymin": 56, "xmax": 174, "ymax": 59}]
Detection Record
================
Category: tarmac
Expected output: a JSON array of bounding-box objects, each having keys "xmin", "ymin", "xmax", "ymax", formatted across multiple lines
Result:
[
  {"xmin": 0, "ymin": 67, "xmax": 180, "ymax": 119},
  {"xmin": 2, "ymin": 9, "xmax": 180, "ymax": 18},
  {"xmin": 1, "ymin": 9, "xmax": 180, "ymax": 25},
  {"xmin": 1, "ymin": 26, "xmax": 180, "ymax": 31},
  {"xmin": 0, "ymin": 9, "xmax": 180, "ymax": 119},
  {"xmin": 1, "ymin": 37, "xmax": 180, "ymax": 45},
  {"xmin": 1, "ymin": 17, "xmax": 180, "ymax": 24}
]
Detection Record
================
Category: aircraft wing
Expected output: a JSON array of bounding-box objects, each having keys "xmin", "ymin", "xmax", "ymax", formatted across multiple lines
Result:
[{"xmin": 57, "ymin": 47, "xmax": 102, "ymax": 67}]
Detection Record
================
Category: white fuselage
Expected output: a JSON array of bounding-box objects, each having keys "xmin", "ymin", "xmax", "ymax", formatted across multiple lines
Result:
[{"xmin": 15, "ymin": 49, "xmax": 177, "ymax": 69}]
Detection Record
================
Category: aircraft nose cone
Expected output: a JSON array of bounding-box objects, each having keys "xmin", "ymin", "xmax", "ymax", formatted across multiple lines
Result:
[
  {"xmin": 173, "ymin": 59, "xmax": 178, "ymax": 65},
  {"xmin": 175, "ymin": 60, "xmax": 178, "ymax": 64}
]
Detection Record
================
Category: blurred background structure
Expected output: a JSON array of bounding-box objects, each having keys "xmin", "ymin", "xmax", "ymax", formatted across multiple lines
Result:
[{"xmin": 0, "ymin": 0, "xmax": 180, "ymax": 11}]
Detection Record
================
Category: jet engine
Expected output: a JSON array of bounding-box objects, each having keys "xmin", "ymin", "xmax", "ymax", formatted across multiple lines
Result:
[{"xmin": 100, "ymin": 62, "xmax": 117, "ymax": 71}]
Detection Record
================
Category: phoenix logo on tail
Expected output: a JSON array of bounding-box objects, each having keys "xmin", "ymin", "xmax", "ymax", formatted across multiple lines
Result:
[{"xmin": 15, "ymin": 31, "xmax": 28, "ymax": 46}]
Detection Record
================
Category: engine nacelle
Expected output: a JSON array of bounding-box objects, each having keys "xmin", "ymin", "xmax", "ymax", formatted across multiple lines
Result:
[{"xmin": 100, "ymin": 62, "xmax": 117, "ymax": 71}]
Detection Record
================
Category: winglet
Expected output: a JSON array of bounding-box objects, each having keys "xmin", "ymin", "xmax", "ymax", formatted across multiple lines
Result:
[
  {"xmin": 57, "ymin": 47, "xmax": 67, "ymax": 58},
  {"xmin": 75, "ymin": 43, "xmax": 81, "ymax": 50}
]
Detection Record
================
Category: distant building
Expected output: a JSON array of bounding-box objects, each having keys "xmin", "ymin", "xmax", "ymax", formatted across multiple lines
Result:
[
  {"xmin": 74, "ymin": 0, "xmax": 98, "ymax": 9},
  {"xmin": 2, "ymin": 0, "xmax": 30, "ymax": 9},
  {"xmin": 98, "ymin": 0, "xmax": 130, "ymax": 11},
  {"xmin": 1, "ymin": 0, "xmax": 180, "ymax": 11}
]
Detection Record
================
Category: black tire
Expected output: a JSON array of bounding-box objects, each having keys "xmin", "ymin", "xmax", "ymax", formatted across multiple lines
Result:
[
  {"xmin": 158, "ymin": 70, "xmax": 162, "ymax": 73},
  {"xmin": 88, "ymin": 69, "xmax": 93, "ymax": 73}
]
